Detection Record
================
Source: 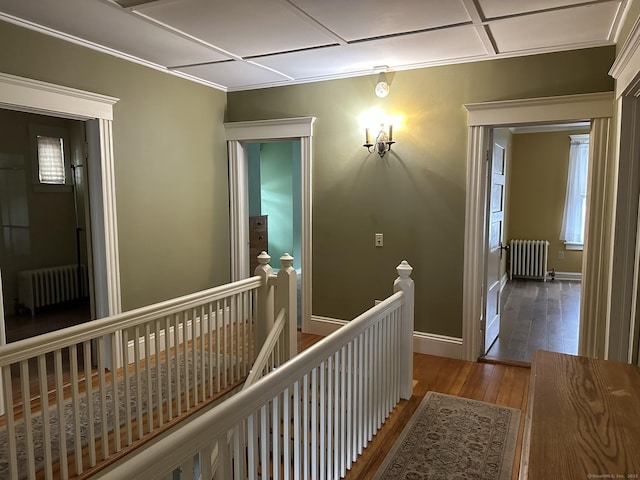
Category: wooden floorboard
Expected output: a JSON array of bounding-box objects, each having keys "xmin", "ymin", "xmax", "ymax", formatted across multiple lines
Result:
[
  {"xmin": 3, "ymin": 329, "xmax": 529, "ymax": 478},
  {"xmin": 485, "ymin": 279, "xmax": 580, "ymax": 363},
  {"xmin": 339, "ymin": 349, "xmax": 531, "ymax": 480}
]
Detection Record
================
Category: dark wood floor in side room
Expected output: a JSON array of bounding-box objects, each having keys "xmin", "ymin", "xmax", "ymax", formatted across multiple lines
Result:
[
  {"xmin": 485, "ymin": 279, "xmax": 580, "ymax": 364},
  {"xmin": 4, "ymin": 300, "xmax": 91, "ymax": 343}
]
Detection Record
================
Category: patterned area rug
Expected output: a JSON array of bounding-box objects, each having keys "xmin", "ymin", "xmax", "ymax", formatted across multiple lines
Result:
[
  {"xmin": 374, "ymin": 392, "xmax": 521, "ymax": 480},
  {"xmin": 0, "ymin": 352, "xmax": 234, "ymax": 479}
]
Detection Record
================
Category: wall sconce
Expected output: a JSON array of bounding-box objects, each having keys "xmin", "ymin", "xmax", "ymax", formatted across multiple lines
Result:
[{"xmin": 364, "ymin": 123, "xmax": 395, "ymax": 157}]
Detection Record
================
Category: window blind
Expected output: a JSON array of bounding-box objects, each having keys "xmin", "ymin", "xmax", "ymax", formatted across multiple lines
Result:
[{"xmin": 37, "ymin": 135, "xmax": 65, "ymax": 184}]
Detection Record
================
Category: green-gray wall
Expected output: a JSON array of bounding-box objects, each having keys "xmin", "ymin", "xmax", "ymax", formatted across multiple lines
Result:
[
  {"xmin": 0, "ymin": 20, "xmax": 230, "ymax": 312},
  {"xmin": 227, "ymin": 47, "xmax": 615, "ymax": 337},
  {"xmin": 0, "ymin": 18, "xmax": 618, "ymax": 337}
]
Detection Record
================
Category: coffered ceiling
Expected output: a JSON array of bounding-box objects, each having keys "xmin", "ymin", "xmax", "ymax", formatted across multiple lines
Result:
[{"xmin": 0, "ymin": 0, "xmax": 631, "ymax": 91}]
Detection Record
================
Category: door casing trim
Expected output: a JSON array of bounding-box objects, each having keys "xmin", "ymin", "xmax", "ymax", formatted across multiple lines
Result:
[
  {"xmin": 225, "ymin": 117, "xmax": 315, "ymax": 333},
  {"xmin": 463, "ymin": 92, "xmax": 614, "ymax": 361}
]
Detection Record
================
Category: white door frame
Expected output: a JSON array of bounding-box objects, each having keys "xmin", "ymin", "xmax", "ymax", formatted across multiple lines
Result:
[
  {"xmin": 0, "ymin": 72, "xmax": 121, "ymax": 318},
  {"xmin": 0, "ymin": 72, "xmax": 121, "ymax": 413},
  {"xmin": 610, "ymin": 16, "xmax": 640, "ymax": 364},
  {"xmin": 224, "ymin": 117, "xmax": 315, "ymax": 333},
  {"xmin": 462, "ymin": 92, "xmax": 614, "ymax": 362}
]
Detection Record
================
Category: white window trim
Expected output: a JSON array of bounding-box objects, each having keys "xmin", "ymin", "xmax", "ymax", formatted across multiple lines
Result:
[{"xmin": 560, "ymin": 133, "xmax": 590, "ymax": 249}]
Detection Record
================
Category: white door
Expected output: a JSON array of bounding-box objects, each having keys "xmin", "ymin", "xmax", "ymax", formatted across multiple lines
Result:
[{"xmin": 484, "ymin": 141, "xmax": 506, "ymax": 354}]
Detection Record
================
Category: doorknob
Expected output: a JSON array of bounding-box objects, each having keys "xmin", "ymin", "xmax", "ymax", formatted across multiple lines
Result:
[{"xmin": 499, "ymin": 241, "xmax": 509, "ymax": 260}]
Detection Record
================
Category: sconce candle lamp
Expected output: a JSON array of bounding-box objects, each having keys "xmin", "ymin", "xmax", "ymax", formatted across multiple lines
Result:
[{"xmin": 364, "ymin": 123, "xmax": 395, "ymax": 157}]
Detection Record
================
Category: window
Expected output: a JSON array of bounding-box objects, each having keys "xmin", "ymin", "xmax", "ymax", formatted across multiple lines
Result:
[
  {"xmin": 37, "ymin": 135, "xmax": 66, "ymax": 184},
  {"xmin": 560, "ymin": 134, "xmax": 589, "ymax": 249},
  {"xmin": 29, "ymin": 124, "xmax": 72, "ymax": 191}
]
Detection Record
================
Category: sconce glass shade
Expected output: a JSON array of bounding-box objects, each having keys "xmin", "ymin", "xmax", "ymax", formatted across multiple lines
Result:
[
  {"xmin": 375, "ymin": 80, "xmax": 390, "ymax": 98},
  {"xmin": 364, "ymin": 123, "xmax": 394, "ymax": 157}
]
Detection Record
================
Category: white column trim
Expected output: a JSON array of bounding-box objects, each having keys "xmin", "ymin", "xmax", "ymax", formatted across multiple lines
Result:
[
  {"xmin": 582, "ymin": 117, "xmax": 612, "ymax": 359},
  {"xmin": 224, "ymin": 117, "xmax": 315, "ymax": 333},
  {"xmin": 227, "ymin": 141, "xmax": 249, "ymax": 280},
  {"xmin": 463, "ymin": 93, "xmax": 614, "ymax": 361},
  {"xmin": 609, "ymin": 30, "xmax": 640, "ymax": 363},
  {"xmin": 462, "ymin": 125, "xmax": 490, "ymax": 362},
  {"xmin": 610, "ymin": 13, "xmax": 640, "ymax": 97}
]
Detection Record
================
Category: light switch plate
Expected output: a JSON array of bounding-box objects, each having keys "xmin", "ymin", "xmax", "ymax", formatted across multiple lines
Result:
[{"xmin": 375, "ymin": 233, "xmax": 383, "ymax": 247}]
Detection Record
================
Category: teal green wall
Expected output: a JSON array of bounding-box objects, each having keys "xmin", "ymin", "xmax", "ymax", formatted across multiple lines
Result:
[
  {"xmin": 291, "ymin": 141, "xmax": 302, "ymax": 270},
  {"xmin": 248, "ymin": 143, "xmax": 262, "ymax": 217},
  {"xmin": 261, "ymin": 142, "xmax": 293, "ymax": 261},
  {"xmin": 247, "ymin": 141, "xmax": 302, "ymax": 270}
]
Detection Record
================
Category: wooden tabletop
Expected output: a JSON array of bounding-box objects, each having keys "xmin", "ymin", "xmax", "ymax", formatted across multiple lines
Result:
[{"xmin": 521, "ymin": 350, "xmax": 640, "ymax": 479}]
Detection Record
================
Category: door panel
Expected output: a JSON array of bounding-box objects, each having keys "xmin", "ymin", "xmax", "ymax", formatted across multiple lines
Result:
[{"xmin": 485, "ymin": 141, "xmax": 506, "ymax": 353}]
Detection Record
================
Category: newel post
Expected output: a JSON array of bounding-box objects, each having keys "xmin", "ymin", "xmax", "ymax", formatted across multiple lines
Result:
[
  {"xmin": 276, "ymin": 253, "xmax": 297, "ymax": 361},
  {"xmin": 255, "ymin": 251, "xmax": 274, "ymax": 351},
  {"xmin": 394, "ymin": 260, "xmax": 414, "ymax": 400}
]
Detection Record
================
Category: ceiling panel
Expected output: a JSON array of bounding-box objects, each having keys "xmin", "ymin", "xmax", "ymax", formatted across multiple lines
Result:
[
  {"xmin": 490, "ymin": 2, "xmax": 619, "ymax": 53},
  {"xmin": 0, "ymin": 0, "xmax": 630, "ymax": 90},
  {"xmin": 175, "ymin": 60, "xmax": 292, "ymax": 90},
  {"xmin": 255, "ymin": 26, "xmax": 488, "ymax": 81},
  {"xmin": 478, "ymin": 0, "xmax": 595, "ymax": 19},
  {"xmin": 0, "ymin": 0, "xmax": 229, "ymax": 66},
  {"xmin": 290, "ymin": 0, "xmax": 472, "ymax": 41},
  {"xmin": 136, "ymin": 0, "xmax": 338, "ymax": 58}
]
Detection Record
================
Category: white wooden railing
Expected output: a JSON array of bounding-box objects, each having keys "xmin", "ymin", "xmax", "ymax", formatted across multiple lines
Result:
[
  {"xmin": 0, "ymin": 252, "xmax": 296, "ymax": 480},
  {"xmin": 96, "ymin": 260, "xmax": 414, "ymax": 480}
]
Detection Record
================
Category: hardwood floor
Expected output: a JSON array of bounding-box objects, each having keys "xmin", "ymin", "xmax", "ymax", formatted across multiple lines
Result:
[
  {"xmin": 4, "ymin": 300, "xmax": 91, "ymax": 343},
  {"xmin": 485, "ymin": 279, "xmax": 580, "ymax": 363},
  {"xmin": 294, "ymin": 332, "xmax": 532, "ymax": 480},
  {"xmin": 4, "ymin": 330, "xmax": 530, "ymax": 479}
]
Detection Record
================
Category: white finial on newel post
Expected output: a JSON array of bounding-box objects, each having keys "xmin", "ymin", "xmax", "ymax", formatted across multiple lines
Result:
[
  {"xmin": 276, "ymin": 253, "xmax": 297, "ymax": 361},
  {"xmin": 255, "ymin": 251, "xmax": 274, "ymax": 351},
  {"xmin": 394, "ymin": 260, "xmax": 414, "ymax": 400}
]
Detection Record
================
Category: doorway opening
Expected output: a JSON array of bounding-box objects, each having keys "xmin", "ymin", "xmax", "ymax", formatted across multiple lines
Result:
[
  {"xmin": 225, "ymin": 117, "xmax": 314, "ymax": 333},
  {"xmin": 462, "ymin": 92, "xmax": 613, "ymax": 362},
  {"xmin": 0, "ymin": 109, "xmax": 94, "ymax": 343},
  {"xmin": 247, "ymin": 140, "xmax": 302, "ymax": 326},
  {"xmin": 482, "ymin": 121, "xmax": 589, "ymax": 363}
]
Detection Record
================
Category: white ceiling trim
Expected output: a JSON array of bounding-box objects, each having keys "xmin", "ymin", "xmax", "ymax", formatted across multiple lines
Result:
[
  {"xmin": 0, "ymin": 10, "xmax": 229, "ymax": 92},
  {"xmin": 0, "ymin": 0, "xmax": 631, "ymax": 92},
  {"xmin": 610, "ymin": 13, "xmax": 640, "ymax": 96}
]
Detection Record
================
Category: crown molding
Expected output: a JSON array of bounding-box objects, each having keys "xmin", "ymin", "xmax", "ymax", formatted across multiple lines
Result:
[
  {"xmin": 224, "ymin": 117, "xmax": 316, "ymax": 141},
  {"xmin": 0, "ymin": 71, "xmax": 118, "ymax": 120},
  {"xmin": 0, "ymin": 12, "xmax": 227, "ymax": 92},
  {"xmin": 610, "ymin": 13, "xmax": 640, "ymax": 97},
  {"xmin": 465, "ymin": 91, "xmax": 614, "ymax": 126}
]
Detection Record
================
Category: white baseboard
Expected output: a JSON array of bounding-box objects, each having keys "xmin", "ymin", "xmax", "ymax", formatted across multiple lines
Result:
[
  {"xmin": 308, "ymin": 315, "xmax": 463, "ymax": 359},
  {"xmin": 126, "ymin": 307, "xmax": 232, "ymax": 362},
  {"xmin": 552, "ymin": 271, "xmax": 582, "ymax": 281},
  {"xmin": 500, "ymin": 272, "xmax": 508, "ymax": 291}
]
